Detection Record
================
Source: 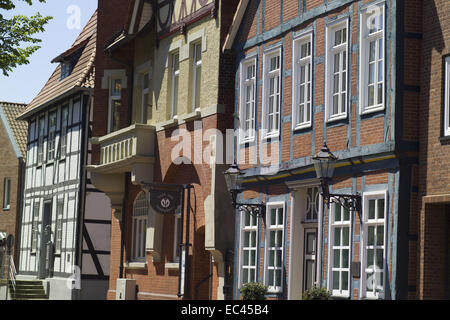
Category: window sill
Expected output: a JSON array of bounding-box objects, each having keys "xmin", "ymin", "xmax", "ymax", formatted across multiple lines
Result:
[
  {"xmin": 360, "ymin": 105, "xmax": 385, "ymax": 115},
  {"xmin": 262, "ymin": 132, "xmax": 280, "ymax": 141},
  {"xmin": 439, "ymin": 135, "xmax": 450, "ymax": 143},
  {"xmin": 293, "ymin": 122, "xmax": 312, "ymax": 131},
  {"xmin": 326, "ymin": 113, "xmax": 347, "ymax": 123},
  {"xmin": 165, "ymin": 262, "xmax": 180, "ymax": 270},
  {"xmin": 124, "ymin": 261, "xmax": 147, "ymax": 270},
  {"xmin": 2, "ymin": 207, "xmax": 10, "ymax": 211}
]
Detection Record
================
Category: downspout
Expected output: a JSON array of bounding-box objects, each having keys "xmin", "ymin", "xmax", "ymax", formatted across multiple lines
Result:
[{"xmin": 105, "ymin": 42, "xmax": 134, "ymax": 279}]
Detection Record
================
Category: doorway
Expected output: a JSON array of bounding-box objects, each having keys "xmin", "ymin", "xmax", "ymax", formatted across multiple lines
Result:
[
  {"xmin": 38, "ymin": 201, "xmax": 52, "ymax": 279},
  {"xmin": 288, "ymin": 184, "xmax": 322, "ymax": 299}
]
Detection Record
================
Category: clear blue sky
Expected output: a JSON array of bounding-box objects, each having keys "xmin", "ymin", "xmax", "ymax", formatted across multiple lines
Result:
[{"xmin": 0, "ymin": 0, "xmax": 98, "ymax": 104}]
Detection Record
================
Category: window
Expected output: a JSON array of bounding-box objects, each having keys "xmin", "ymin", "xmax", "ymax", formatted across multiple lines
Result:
[
  {"xmin": 108, "ymin": 79, "xmax": 122, "ymax": 133},
  {"xmin": 55, "ymin": 199, "xmax": 64, "ymax": 254},
  {"xmin": 141, "ymin": 73, "xmax": 151, "ymax": 122},
  {"xmin": 262, "ymin": 49, "xmax": 281, "ymax": 138},
  {"xmin": 265, "ymin": 203, "xmax": 284, "ymax": 293},
  {"xmin": 60, "ymin": 62, "xmax": 71, "ymax": 80},
  {"xmin": 293, "ymin": 32, "xmax": 313, "ymax": 129},
  {"xmin": 31, "ymin": 201, "xmax": 40, "ymax": 253},
  {"xmin": 360, "ymin": 3, "xmax": 385, "ymax": 114},
  {"xmin": 329, "ymin": 203, "xmax": 351, "ymax": 297},
  {"xmin": 444, "ymin": 56, "xmax": 450, "ymax": 136},
  {"xmin": 305, "ymin": 186, "xmax": 319, "ymax": 222},
  {"xmin": 240, "ymin": 59, "xmax": 257, "ymax": 143},
  {"xmin": 3, "ymin": 178, "xmax": 11, "ymax": 210},
  {"xmin": 60, "ymin": 105, "xmax": 69, "ymax": 157},
  {"xmin": 171, "ymin": 52, "xmax": 180, "ymax": 118},
  {"xmin": 361, "ymin": 191, "xmax": 387, "ymax": 299},
  {"xmin": 239, "ymin": 210, "xmax": 258, "ymax": 285},
  {"xmin": 192, "ymin": 42, "xmax": 202, "ymax": 111},
  {"xmin": 47, "ymin": 111, "xmax": 57, "ymax": 161},
  {"xmin": 326, "ymin": 20, "xmax": 348, "ymax": 121},
  {"xmin": 173, "ymin": 212, "xmax": 182, "ymax": 262},
  {"xmin": 132, "ymin": 192, "xmax": 148, "ymax": 261},
  {"xmin": 37, "ymin": 116, "xmax": 45, "ymax": 164}
]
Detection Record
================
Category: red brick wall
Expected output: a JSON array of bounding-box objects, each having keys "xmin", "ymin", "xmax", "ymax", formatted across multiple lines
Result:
[
  {"xmin": 0, "ymin": 124, "xmax": 21, "ymax": 262},
  {"xmin": 417, "ymin": 0, "xmax": 450, "ymax": 299}
]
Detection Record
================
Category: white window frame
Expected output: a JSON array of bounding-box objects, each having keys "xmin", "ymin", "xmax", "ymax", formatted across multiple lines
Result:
[
  {"xmin": 264, "ymin": 202, "xmax": 285, "ymax": 293},
  {"xmin": 292, "ymin": 31, "xmax": 313, "ymax": 130},
  {"xmin": 239, "ymin": 57, "xmax": 257, "ymax": 144},
  {"xmin": 3, "ymin": 178, "xmax": 11, "ymax": 210},
  {"xmin": 325, "ymin": 18, "xmax": 349, "ymax": 122},
  {"xmin": 444, "ymin": 56, "xmax": 450, "ymax": 136},
  {"xmin": 360, "ymin": 1, "xmax": 386, "ymax": 114},
  {"xmin": 131, "ymin": 191, "xmax": 148, "ymax": 262},
  {"xmin": 141, "ymin": 72, "xmax": 151, "ymax": 123},
  {"xmin": 60, "ymin": 105, "xmax": 69, "ymax": 158},
  {"xmin": 173, "ymin": 212, "xmax": 182, "ymax": 263},
  {"xmin": 31, "ymin": 201, "xmax": 40, "ymax": 254},
  {"xmin": 328, "ymin": 202, "xmax": 352, "ymax": 298},
  {"xmin": 108, "ymin": 78, "xmax": 122, "ymax": 133},
  {"xmin": 262, "ymin": 47, "xmax": 282, "ymax": 139},
  {"xmin": 47, "ymin": 110, "xmax": 57, "ymax": 161},
  {"xmin": 360, "ymin": 190, "xmax": 388, "ymax": 300},
  {"xmin": 171, "ymin": 52, "xmax": 180, "ymax": 119},
  {"xmin": 37, "ymin": 116, "xmax": 45, "ymax": 165},
  {"xmin": 238, "ymin": 210, "xmax": 259, "ymax": 286},
  {"xmin": 54, "ymin": 198, "xmax": 64, "ymax": 254},
  {"xmin": 192, "ymin": 42, "xmax": 202, "ymax": 112}
]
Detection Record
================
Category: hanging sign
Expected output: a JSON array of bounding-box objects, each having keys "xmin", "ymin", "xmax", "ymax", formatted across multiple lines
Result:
[{"xmin": 149, "ymin": 187, "xmax": 182, "ymax": 215}]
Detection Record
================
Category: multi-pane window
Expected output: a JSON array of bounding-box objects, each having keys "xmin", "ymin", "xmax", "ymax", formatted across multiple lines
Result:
[
  {"xmin": 329, "ymin": 204, "xmax": 351, "ymax": 297},
  {"xmin": 60, "ymin": 62, "xmax": 71, "ymax": 80},
  {"xmin": 263, "ymin": 50, "xmax": 281, "ymax": 138},
  {"xmin": 60, "ymin": 105, "xmax": 69, "ymax": 157},
  {"xmin": 192, "ymin": 42, "xmax": 202, "ymax": 111},
  {"xmin": 326, "ymin": 21, "xmax": 348, "ymax": 120},
  {"xmin": 37, "ymin": 116, "xmax": 45, "ymax": 164},
  {"xmin": 173, "ymin": 213, "xmax": 182, "ymax": 262},
  {"xmin": 47, "ymin": 111, "xmax": 57, "ymax": 161},
  {"xmin": 265, "ymin": 204, "xmax": 284, "ymax": 292},
  {"xmin": 171, "ymin": 52, "xmax": 180, "ymax": 118},
  {"xmin": 109, "ymin": 78, "xmax": 122, "ymax": 133},
  {"xmin": 362, "ymin": 192, "xmax": 386, "ymax": 299},
  {"xmin": 3, "ymin": 178, "xmax": 11, "ymax": 210},
  {"xmin": 293, "ymin": 33, "xmax": 312, "ymax": 129},
  {"xmin": 55, "ymin": 199, "xmax": 64, "ymax": 254},
  {"xmin": 31, "ymin": 202, "xmax": 40, "ymax": 253},
  {"xmin": 444, "ymin": 57, "xmax": 450, "ymax": 136},
  {"xmin": 240, "ymin": 59, "xmax": 256, "ymax": 143},
  {"xmin": 360, "ymin": 3, "xmax": 385, "ymax": 113},
  {"xmin": 132, "ymin": 192, "xmax": 148, "ymax": 261},
  {"xmin": 240, "ymin": 210, "xmax": 258, "ymax": 285},
  {"xmin": 141, "ymin": 72, "xmax": 151, "ymax": 122},
  {"xmin": 305, "ymin": 186, "xmax": 319, "ymax": 222}
]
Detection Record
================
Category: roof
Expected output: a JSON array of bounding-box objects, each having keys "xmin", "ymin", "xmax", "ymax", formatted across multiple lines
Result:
[
  {"xmin": 105, "ymin": 0, "xmax": 154, "ymax": 52},
  {"xmin": 18, "ymin": 10, "xmax": 98, "ymax": 120},
  {"xmin": 0, "ymin": 102, "xmax": 28, "ymax": 158},
  {"xmin": 222, "ymin": 0, "xmax": 249, "ymax": 52}
]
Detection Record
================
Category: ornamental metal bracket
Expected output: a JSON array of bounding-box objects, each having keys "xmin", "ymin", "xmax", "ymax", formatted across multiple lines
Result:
[
  {"xmin": 229, "ymin": 189, "xmax": 265, "ymax": 217},
  {"xmin": 326, "ymin": 193, "xmax": 362, "ymax": 218}
]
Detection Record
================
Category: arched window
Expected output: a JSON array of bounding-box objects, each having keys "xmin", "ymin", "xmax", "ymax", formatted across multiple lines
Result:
[{"xmin": 132, "ymin": 191, "xmax": 148, "ymax": 261}]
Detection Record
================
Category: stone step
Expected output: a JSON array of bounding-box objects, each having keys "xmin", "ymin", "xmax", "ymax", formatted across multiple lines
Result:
[
  {"xmin": 13, "ymin": 280, "xmax": 43, "ymax": 286},
  {"xmin": 11, "ymin": 293, "xmax": 48, "ymax": 299},
  {"xmin": 11, "ymin": 288, "xmax": 46, "ymax": 295}
]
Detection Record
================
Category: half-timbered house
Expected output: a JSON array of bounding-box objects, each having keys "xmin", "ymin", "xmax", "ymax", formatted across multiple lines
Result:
[{"xmin": 15, "ymin": 11, "xmax": 112, "ymax": 300}]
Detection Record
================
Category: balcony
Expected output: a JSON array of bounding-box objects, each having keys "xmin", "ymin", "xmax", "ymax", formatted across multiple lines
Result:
[{"xmin": 86, "ymin": 124, "xmax": 156, "ymax": 210}]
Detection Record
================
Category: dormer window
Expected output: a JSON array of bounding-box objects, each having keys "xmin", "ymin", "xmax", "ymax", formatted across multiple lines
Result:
[{"xmin": 60, "ymin": 62, "xmax": 72, "ymax": 80}]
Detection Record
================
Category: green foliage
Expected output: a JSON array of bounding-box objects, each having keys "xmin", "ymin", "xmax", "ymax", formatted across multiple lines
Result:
[
  {"xmin": 302, "ymin": 286, "xmax": 333, "ymax": 300},
  {"xmin": 0, "ymin": 0, "xmax": 52, "ymax": 76},
  {"xmin": 240, "ymin": 282, "xmax": 268, "ymax": 300}
]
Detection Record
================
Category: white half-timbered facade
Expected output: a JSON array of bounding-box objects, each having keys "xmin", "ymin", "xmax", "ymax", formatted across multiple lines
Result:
[{"xmin": 16, "ymin": 11, "xmax": 111, "ymax": 300}]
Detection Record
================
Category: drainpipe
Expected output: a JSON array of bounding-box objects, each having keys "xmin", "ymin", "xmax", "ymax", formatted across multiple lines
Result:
[{"xmin": 105, "ymin": 42, "xmax": 134, "ymax": 279}]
